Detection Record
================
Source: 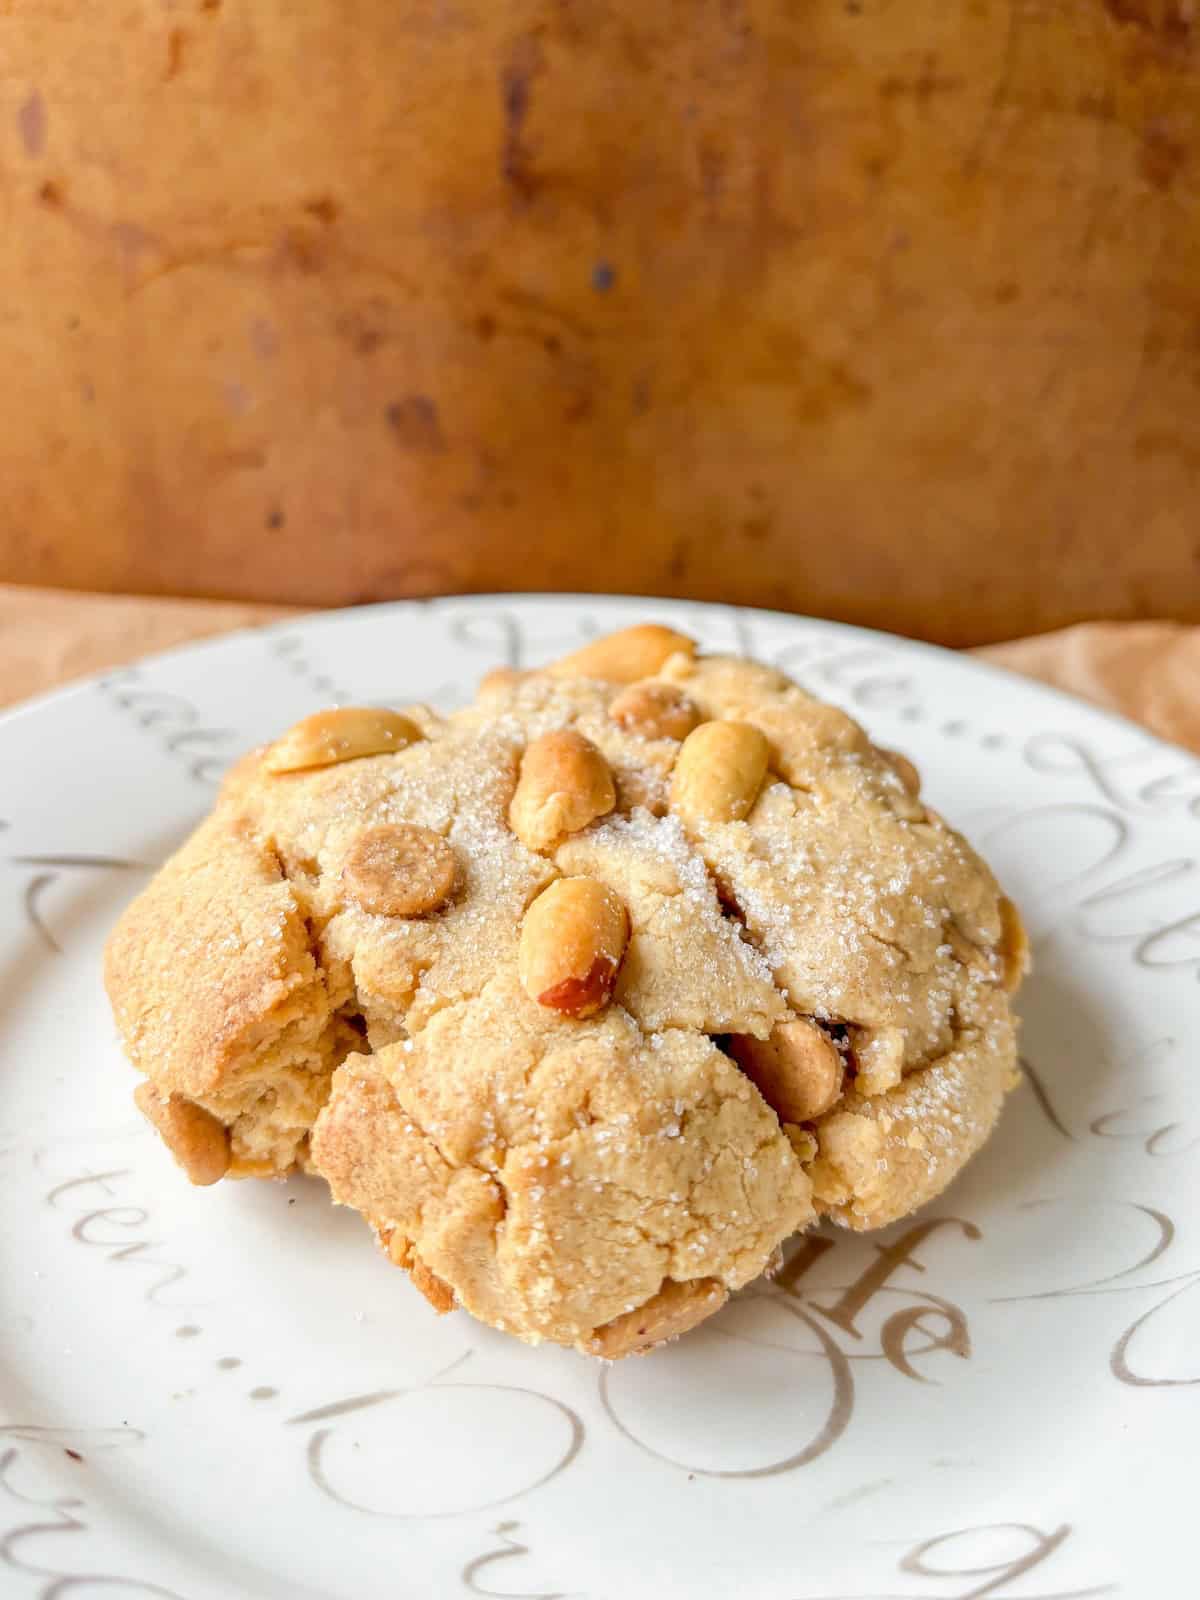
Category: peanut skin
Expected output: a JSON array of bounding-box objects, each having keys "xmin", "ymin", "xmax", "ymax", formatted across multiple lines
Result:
[{"xmin": 518, "ymin": 877, "xmax": 629, "ymax": 1017}]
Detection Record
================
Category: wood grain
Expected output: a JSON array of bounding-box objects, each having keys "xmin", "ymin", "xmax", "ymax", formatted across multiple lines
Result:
[{"xmin": 1, "ymin": 1, "xmax": 1198, "ymax": 643}]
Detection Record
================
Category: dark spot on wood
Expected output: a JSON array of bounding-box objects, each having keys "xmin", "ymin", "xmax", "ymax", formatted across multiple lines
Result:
[
  {"xmin": 475, "ymin": 312, "xmax": 497, "ymax": 341},
  {"xmin": 266, "ymin": 508, "xmax": 285, "ymax": 530},
  {"xmin": 592, "ymin": 260, "xmax": 616, "ymax": 292},
  {"xmin": 563, "ymin": 388, "xmax": 594, "ymax": 422},
  {"xmin": 1104, "ymin": 0, "xmax": 1192, "ymax": 39},
  {"xmin": 18, "ymin": 91, "xmax": 47, "ymax": 158},
  {"xmin": 878, "ymin": 56, "xmax": 961, "ymax": 106},
  {"xmin": 632, "ymin": 374, "xmax": 653, "ymax": 414},
  {"xmin": 542, "ymin": 333, "xmax": 562, "ymax": 356},
  {"xmin": 994, "ymin": 280, "xmax": 1020, "ymax": 304},
  {"xmin": 66, "ymin": 315, "xmax": 80, "ymax": 331},
  {"xmin": 64, "ymin": 1448, "xmax": 83, "ymax": 1462},
  {"xmin": 200, "ymin": 0, "xmax": 222, "ymax": 10},
  {"xmin": 666, "ymin": 536, "xmax": 689, "ymax": 579},
  {"xmin": 741, "ymin": 514, "xmax": 771, "ymax": 542},
  {"xmin": 788, "ymin": 360, "xmax": 873, "ymax": 425},
  {"xmin": 1077, "ymin": 91, "xmax": 1117, "ymax": 122},
  {"xmin": 1140, "ymin": 124, "xmax": 1187, "ymax": 190},
  {"xmin": 386, "ymin": 395, "xmax": 446, "ymax": 452},
  {"xmin": 500, "ymin": 34, "xmax": 545, "ymax": 200},
  {"xmin": 303, "ymin": 194, "xmax": 339, "ymax": 226},
  {"xmin": 336, "ymin": 308, "xmax": 386, "ymax": 355},
  {"xmin": 165, "ymin": 27, "xmax": 186, "ymax": 80},
  {"xmin": 278, "ymin": 230, "xmax": 321, "ymax": 274},
  {"xmin": 38, "ymin": 179, "xmax": 64, "ymax": 208}
]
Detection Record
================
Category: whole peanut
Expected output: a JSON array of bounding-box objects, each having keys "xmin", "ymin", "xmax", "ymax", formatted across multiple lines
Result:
[
  {"xmin": 518, "ymin": 877, "xmax": 629, "ymax": 1017},
  {"xmin": 670, "ymin": 720, "xmax": 770, "ymax": 826},
  {"xmin": 608, "ymin": 680, "xmax": 701, "ymax": 741},
  {"xmin": 728, "ymin": 1018, "xmax": 845, "ymax": 1122},
  {"xmin": 998, "ymin": 895, "xmax": 1030, "ymax": 993},
  {"xmin": 509, "ymin": 729, "xmax": 616, "ymax": 851},
  {"xmin": 547, "ymin": 624, "xmax": 696, "ymax": 684},
  {"xmin": 585, "ymin": 1278, "xmax": 727, "ymax": 1358},
  {"xmin": 134, "ymin": 1081, "xmax": 230, "ymax": 1186},
  {"xmin": 265, "ymin": 707, "xmax": 423, "ymax": 773}
]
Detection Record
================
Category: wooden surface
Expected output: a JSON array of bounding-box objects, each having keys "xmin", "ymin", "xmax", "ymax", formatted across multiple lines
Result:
[
  {"xmin": 3, "ymin": 2, "xmax": 1199, "ymax": 643},
  {"xmin": 4, "ymin": 586, "xmax": 1200, "ymax": 755}
]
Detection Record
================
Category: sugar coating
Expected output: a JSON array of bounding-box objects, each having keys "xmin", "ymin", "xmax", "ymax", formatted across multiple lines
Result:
[
  {"xmin": 316, "ymin": 971, "xmax": 809, "ymax": 1346},
  {"xmin": 105, "ymin": 644, "xmax": 1023, "ymax": 1353}
]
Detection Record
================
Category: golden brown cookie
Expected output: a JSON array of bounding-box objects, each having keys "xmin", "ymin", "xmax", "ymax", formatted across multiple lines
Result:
[{"xmin": 105, "ymin": 624, "xmax": 1026, "ymax": 1354}]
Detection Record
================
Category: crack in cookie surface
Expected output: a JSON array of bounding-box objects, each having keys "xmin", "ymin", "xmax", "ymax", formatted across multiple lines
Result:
[
  {"xmin": 104, "ymin": 811, "xmax": 353, "ymax": 1176},
  {"xmin": 311, "ymin": 973, "xmax": 812, "ymax": 1347}
]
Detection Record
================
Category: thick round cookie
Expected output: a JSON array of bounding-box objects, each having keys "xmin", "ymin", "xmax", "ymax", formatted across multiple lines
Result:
[{"xmin": 105, "ymin": 623, "xmax": 1026, "ymax": 1355}]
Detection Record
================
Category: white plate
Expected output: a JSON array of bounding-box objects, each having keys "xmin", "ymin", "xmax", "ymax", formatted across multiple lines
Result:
[{"xmin": 1, "ymin": 596, "xmax": 1197, "ymax": 1600}]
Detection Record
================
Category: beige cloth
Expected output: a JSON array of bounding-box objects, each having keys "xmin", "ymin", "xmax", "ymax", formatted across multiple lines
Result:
[
  {"xmin": 0, "ymin": 585, "xmax": 294, "ymax": 710},
  {"xmin": 1, "ymin": 585, "xmax": 1197, "ymax": 753}
]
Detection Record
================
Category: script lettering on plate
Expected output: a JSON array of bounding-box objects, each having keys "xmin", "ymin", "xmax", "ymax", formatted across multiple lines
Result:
[
  {"xmin": 601, "ymin": 1219, "xmax": 981, "ymax": 1478},
  {"xmin": 98, "ymin": 667, "xmax": 237, "ymax": 786},
  {"xmin": 286, "ymin": 1351, "xmax": 585, "ymax": 1519},
  {"xmin": 461, "ymin": 1520, "xmax": 574, "ymax": 1600},
  {"xmin": 801, "ymin": 1519, "xmax": 1113, "ymax": 1599},
  {"xmin": 0, "ymin": 1426, "xmax": 183, "ymax": 1598},
  {"xmin": 47, "ymin": 1169, "xmax": 189, "ymax": 1304},
  {"xmin": 991, "ymin": 1200, "xmax": 1199, "ymax": 1390}
]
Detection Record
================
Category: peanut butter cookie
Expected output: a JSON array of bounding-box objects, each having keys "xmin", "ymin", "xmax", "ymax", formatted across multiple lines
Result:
[{"xmin": 105, "ymin": 625, "xmax": 1025, "ymax": 1355}]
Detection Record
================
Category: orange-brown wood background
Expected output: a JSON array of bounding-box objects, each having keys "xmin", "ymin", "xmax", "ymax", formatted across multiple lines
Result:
[{"xmin": 2, "ymin": 1, "xmax": 1198, "ymax": 645}]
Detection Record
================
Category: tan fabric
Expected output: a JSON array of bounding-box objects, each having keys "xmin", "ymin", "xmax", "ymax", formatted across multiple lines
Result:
[
  {"xmin": 0, "ymin": 585, "xmax": 294, "ymax": 708},
  {"xmin": 978, "ymin": 622, "xmax": 1200, "ymax": 754},
  {"xmin": 1, "ymin": 584, "xmax": 1197, "ymax": 754}
]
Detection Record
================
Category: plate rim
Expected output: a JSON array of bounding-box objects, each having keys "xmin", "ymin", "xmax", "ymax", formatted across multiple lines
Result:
[{"xmin": 1, "ymin": 592, "xmax": 1195, "ymax": 773}]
